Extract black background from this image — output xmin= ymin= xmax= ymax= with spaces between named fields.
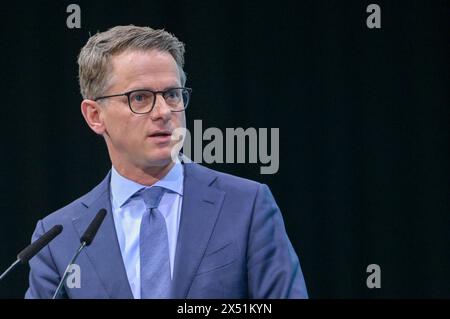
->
xmin=0 ymin=0 xmax=448 ymax=298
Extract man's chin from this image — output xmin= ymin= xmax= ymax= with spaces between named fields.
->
xmin=144 ymin=151 xmax=177 ymax=167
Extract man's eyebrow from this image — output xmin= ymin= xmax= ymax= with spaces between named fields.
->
xmin=126 ymin=84 xmax=181 ymax=92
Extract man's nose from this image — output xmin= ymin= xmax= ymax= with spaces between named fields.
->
xmin=151 ymin=94 xmax=171 ymax=120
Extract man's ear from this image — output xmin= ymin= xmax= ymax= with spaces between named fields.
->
xmin=81 ymin=99 xmax=106 ymax=135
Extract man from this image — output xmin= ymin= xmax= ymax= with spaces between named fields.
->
xmin=25 ymin=25 xmax=308 ymax=299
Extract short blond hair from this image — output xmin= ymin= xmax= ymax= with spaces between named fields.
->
xmin=78 ymin=25 xmax=186 ymax=99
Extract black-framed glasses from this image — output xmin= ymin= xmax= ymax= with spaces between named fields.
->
xmin=93 ymin=87 xmax=192 ymax=114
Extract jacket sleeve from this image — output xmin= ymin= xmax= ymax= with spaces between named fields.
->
xmin=25 ymin=220 xmax=65 ymax=299
xmin=247 ymin=184 xmax=308 ymax=298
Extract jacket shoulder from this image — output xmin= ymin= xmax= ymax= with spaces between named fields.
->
xmin=39 ymin=173 xmax=110 ymax=226
xmin=185 ymin=162 xmax=263 ymax=195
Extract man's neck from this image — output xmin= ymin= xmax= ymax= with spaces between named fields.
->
xmin=112 ymin=161 xmax=175 ymax=186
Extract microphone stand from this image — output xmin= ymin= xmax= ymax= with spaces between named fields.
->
xmin=52 ymin=241 xmax=86 ymax=299
xmin=0 ymin=260 xmax=20 ymax=281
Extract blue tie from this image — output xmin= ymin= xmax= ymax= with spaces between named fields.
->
xmin=139 ymin=186 xmax=171 ymax=298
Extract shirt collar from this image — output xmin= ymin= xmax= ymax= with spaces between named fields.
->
xmin=110 ymin=161 xmax=184 ymax=208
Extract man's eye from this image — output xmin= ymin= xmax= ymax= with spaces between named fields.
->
xmin=135 ymin=94 xmax=145 ymax=102
xmin=131 ymin=92 xmax=150 ymax=103
xmin=166 ymin=90 xmax=180 ymax=99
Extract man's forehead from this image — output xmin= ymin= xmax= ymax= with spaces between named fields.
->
xmin=111 ymin=50 xmax=178 ymax=75
xmin=108 ymin=49 xmax=181 ymax=90
xmin=111 ymin=49 xmax=177 ymax=68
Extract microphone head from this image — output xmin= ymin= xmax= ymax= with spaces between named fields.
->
xmin=18 ymin=224 xmax=63 ymax=263
xmin=80 ymin=209 xmax=107 ymax=246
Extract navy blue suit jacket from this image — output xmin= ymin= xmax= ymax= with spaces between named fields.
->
xmin=25 ymin=163 xmax=308 ymax=298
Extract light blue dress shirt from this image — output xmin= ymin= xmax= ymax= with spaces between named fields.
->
xmin=110 ymin=162 xmax=184 ymax=299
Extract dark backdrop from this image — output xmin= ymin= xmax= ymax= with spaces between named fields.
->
xmin=0 ymin=0 xmax=448 ymax=298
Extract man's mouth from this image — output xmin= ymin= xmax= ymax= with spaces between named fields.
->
xmin=147 ymin=130 xmax=173 ymax=144
xmin=148 ymin=130 xmax=172 ymax=137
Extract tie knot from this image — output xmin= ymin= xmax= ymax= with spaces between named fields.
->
xmin=139 ymin=186 xmax=165 ymax=209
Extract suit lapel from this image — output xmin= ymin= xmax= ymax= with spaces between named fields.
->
xmin=72 ymin=172 xmax=133 ymax=299
xmin=171 ymin=163 xmax=225 ymax=298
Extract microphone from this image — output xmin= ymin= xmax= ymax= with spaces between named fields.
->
xmin=0 ymin=224 xmax=63 ymax=281
xmin=52 ymin=208 xmax=106 ymax=299
xmin=80 ymin=209 xmax=107 ymax=245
